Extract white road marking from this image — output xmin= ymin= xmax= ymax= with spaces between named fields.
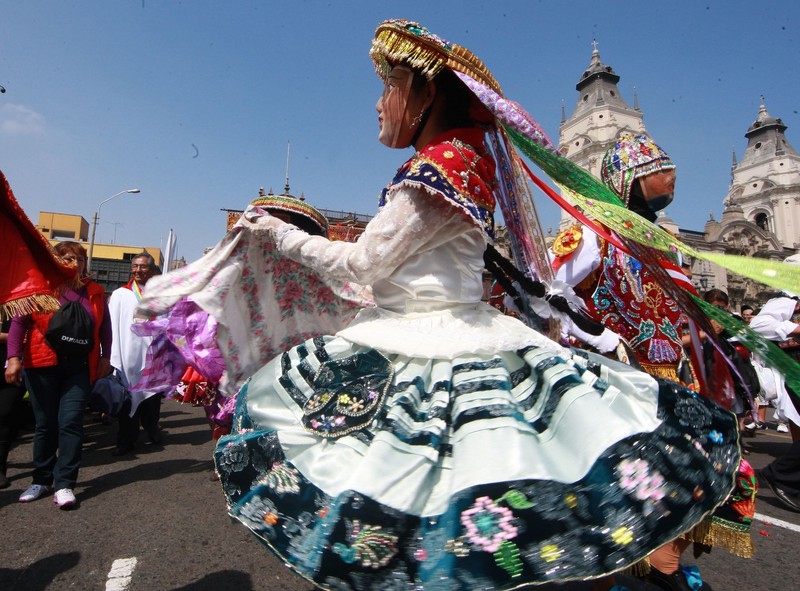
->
xmin=754 ymin=512 xmax=800 ymax=534
xmin=105 ymin=557 xmax=138 ymax=591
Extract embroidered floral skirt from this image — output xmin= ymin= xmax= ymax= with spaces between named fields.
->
xmin=214 ymin=335 xmax=739 ymax=590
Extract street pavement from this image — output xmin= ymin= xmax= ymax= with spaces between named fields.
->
xmin=1 ymin=401 xmax=799 ymax=590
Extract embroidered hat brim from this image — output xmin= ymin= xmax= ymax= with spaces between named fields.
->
xmin=370 ymin=19 xmax=502 ymax=96
xmin=250 ymin=195 xmax=329 ymax=236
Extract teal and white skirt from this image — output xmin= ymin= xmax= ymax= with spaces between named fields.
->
xmin=215 ymin=335 xmax=739 ymax=590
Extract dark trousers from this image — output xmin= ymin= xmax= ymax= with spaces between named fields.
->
xmin=117 ymin=394 xmax=162 ymax=448
xmin=763 ymin=440 xmax=800 ymax=495
xmin=763 ymin=384 xmax=800 ymax=495
xmin=25 ymin=361 xmax=90 ymax=490
xmin=0 ymin=381 xmax=26 ymax=467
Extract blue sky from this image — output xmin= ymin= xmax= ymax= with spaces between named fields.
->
xmin=2 ymin=1 xmax=798 ymax=261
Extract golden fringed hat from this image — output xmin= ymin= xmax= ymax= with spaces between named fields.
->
xmin=370 ymin=19 xmax=502 ymax=96
xmin=250 ymin=193 xmax=328 ymax=237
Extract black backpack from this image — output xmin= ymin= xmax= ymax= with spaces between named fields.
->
xmin=45 ymin=300 xmax=94 ymax=357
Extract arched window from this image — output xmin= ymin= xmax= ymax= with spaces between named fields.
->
xmin=754 ymin=212 xmax=770 ymax=232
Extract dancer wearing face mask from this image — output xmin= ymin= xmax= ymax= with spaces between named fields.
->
xmin=553 ymin=135 xmax=687 ymax=383
xmin=554 ymin=136 xmax=760 ymax=590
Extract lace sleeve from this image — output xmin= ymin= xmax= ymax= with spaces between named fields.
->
xmin=275 ymin=187 xmax=474 ymax=285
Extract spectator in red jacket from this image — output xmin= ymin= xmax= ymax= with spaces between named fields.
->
xmin=5 ymin=241 xmax=111 ymax=509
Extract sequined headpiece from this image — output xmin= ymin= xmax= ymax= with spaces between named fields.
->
xmin=601 ymin=134 xmax=675 ymax=205
xmin=370 ymin=19 xmax=502 ymax=95
xmin=250 ymin=194 xmax=328 ymax=236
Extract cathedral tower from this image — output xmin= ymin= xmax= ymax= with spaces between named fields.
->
xmin=558 ymin=43 xmax=648 ymax=226
xmin=725 ymin=99 xmax=800 ymax=250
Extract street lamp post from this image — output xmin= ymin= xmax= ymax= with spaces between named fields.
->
xmin=87 ymin=189 xmax=140 ymax=272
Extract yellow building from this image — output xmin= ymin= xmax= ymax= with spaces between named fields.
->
xmin=35 ymin=212 xmax=163 ymax=293
xmin=37 ymin=211 xmax=89 ymax=242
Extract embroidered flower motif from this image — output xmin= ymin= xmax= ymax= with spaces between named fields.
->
xmin=309 ymin=415 xmax=347 ymax=432
xmin=332 ymin=521 xmax=399 ymax=569
xmin=217 ymin=440 xmax=249 ymax=473
xmin=461 ymin=496 xmax=519 ymax=553
xmin=522 ymin=531 xmax=602 ymax=576
xmin=611 ymin=526 xmax=633 ymax=545
xmin=222 ymin=479 xmax=241 ymax=500
xmin=616 ymin=458 xmax=666 ymax=501
xmin=674 ymin=396 xmax=712 ymax=429
xmin=266 ymin=462 xmax=301 ymax=495
xmin=238 ymin=496 xmax=278 ymax=536
xmin=708 ymin=430 xmax=723 ymax=444
xmin=540 ymin=544 xmax=562 ymax=563
xmin=264 ymin=512 xmax=279 ymax=526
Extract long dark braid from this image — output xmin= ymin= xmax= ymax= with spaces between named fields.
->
xmin=483 ymin=245 xmax=604 ymax=336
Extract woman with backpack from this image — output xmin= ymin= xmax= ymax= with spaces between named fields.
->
xmin=4 ymin=240 xmax=111 ymax=509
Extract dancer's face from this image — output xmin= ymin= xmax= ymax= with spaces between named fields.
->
xmin=376 ymin=65 xmax=426 ymax=148
xmin=638 ymin=170 xmax=676 ymax=211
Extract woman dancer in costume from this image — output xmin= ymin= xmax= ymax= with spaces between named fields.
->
xmin=142 ymin=20 xmax=740 ymax=590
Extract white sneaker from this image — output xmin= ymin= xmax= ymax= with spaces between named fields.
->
xmin=19 ymin=484 xmax=53 ymax=503
xmin=777 ymin=423 xmax=790 ymax=433
xmin=53 ymin=488 xmax=77 ymax=509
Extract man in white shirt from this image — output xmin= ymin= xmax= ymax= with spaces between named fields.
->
xmin=753 ymin=295 xmax=800 ymax=511
xmin=109 ymin=253 xmax=163 ymax=456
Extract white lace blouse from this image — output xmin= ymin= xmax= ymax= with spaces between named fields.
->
xmin=274 ymin=186 xmax=563 ymax=359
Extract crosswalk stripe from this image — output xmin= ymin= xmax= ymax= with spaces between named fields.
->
xmin=105 ymin=557 xmax=138 ymax=591
xmin=754 ymin=512 xmax=800 ymax=534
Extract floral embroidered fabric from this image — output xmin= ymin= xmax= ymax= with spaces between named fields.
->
xmin=136 ymin=209 xmax=372 ymax=397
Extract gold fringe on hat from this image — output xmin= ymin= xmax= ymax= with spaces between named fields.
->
xmin=370 ymin=20 xmax=502 ymax=95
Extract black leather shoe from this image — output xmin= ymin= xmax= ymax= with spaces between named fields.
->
xmin=761 ymin=469 xmax=800 ymax=512
xmin=111 ymin=444 xmax=135 ymax=457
